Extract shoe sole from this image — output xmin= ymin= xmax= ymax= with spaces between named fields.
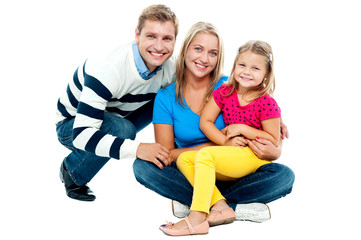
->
xmin=161 ymin=231 xmax=208 ymax=236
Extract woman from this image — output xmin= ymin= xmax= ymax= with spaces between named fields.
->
xmin=133 ymin=22 xmax=294 ymax=229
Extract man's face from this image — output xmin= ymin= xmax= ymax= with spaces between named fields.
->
xmin=135 ymin=20 xmax=176 ymax=73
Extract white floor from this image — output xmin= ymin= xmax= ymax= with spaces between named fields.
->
xmin=2 ymin=124 xmax=359 ymax=239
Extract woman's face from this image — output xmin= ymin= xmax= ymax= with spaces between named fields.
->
xmin=185 ymin=33 xmax=219 ymax=79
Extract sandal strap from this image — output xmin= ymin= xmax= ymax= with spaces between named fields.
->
xmin=184 ymin=217 xmax=195 ymax=234
xmin=210 ymin=207 xmax=222 ymax=213
xmin=211 ymin=206 xmax=232 ymax=214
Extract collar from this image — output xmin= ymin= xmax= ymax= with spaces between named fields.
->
xmin=132 ymin=42 xmax=162 ymax=80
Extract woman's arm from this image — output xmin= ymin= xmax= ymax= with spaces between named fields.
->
xmin=154 ymin=123 xmax=217 ymax=161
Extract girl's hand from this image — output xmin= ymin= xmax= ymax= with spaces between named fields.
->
xmin=224 ymin=136 xmax=248 ymax=147
xmin=222 ymin=124 xmax=244 ymax=140
xmin=247 ymin=138 xmax=282 ymax=160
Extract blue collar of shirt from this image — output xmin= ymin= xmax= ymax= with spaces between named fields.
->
xmin=132 ymin=42 xmax=162 ymax=80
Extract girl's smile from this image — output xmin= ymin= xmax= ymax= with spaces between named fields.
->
xmin=240 ymin=76 xmax=253 ymax=81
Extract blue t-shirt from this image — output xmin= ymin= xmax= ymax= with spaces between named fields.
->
xmin=153 ymin=76 xmax=228 ymax=148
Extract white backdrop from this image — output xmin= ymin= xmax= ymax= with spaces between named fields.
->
xmin=1 ymin=0 xmax=360 ymax=239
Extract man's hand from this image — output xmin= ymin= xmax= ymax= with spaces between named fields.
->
xmin=136 ymin=143 xmax=171 ymax=169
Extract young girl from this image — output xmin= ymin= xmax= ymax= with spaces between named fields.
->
xmin=165 ymin=40 xmax=281 ymax=235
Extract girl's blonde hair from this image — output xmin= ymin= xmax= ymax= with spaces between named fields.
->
xmin=226 ymin=40 xmax=275 ymax=101
xmin=175 ymin=22 xmax=224 ymax=107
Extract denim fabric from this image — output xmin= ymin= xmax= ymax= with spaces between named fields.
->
xmin=56 ymin=100 xmax=154 ymax=186
xmin=133 ymin=160 xmax=295 ymax=210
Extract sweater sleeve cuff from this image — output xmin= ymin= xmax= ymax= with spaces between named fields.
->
xmin=119 ymin=139 xmax=140 ymax=159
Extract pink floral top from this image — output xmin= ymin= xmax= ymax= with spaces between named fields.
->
xmin=213 ymin=84 xmax=281 ymax=130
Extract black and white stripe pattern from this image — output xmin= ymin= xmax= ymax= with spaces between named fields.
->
xmin=56 ymin=43 xmax=175 ymax=159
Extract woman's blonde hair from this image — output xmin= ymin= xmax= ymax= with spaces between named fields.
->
xmin=226 ymin=40 xmax=275 ymax=101
xmin=175 ymin=22 xmax=224 ymax=107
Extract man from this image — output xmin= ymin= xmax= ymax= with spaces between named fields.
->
xmin=56 ymin=4 xmax=178 ymax=201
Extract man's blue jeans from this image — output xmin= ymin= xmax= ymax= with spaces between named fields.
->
xmin=133 ymin=160 xmax=295 ymax=209
xmin=56 ymin=100 xmax=154 ymax=186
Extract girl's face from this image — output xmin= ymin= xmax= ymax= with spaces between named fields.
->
xmin=185 ymin=33 xmax=219 ymax=79
xmin=234 ymin=51 xmax=268 ymax=91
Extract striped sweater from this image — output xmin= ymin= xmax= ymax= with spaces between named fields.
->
xmin=56 ymin=42 xmax=176 ymax=159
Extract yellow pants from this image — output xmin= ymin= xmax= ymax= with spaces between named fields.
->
xmin=176 ymin=146 xmax=271 ymax=213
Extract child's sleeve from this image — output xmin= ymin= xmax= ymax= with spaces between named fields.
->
xmin=260 ymin=95 xmax=282 ymax=121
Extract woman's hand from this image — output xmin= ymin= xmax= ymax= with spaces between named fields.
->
xmin=247 ymin=138 xmax=283 ymax=160
xmin=280 ymin=119 xmax=289 ymax=140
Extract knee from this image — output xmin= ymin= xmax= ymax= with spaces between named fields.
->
xmin=102 ymin=114 xmax=136 ymax=140
xmin=194 ymin=147 xmax=215 ymax=165
xmin=176 ymin=151 xmax=196 ymax=169
xmin=133 ymin=159 xmax=149 ymax=184
xmin=270 ymin=163 xmax=295 ymax=193
xmin=282 ymin=165 xmax=295 ymax=192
